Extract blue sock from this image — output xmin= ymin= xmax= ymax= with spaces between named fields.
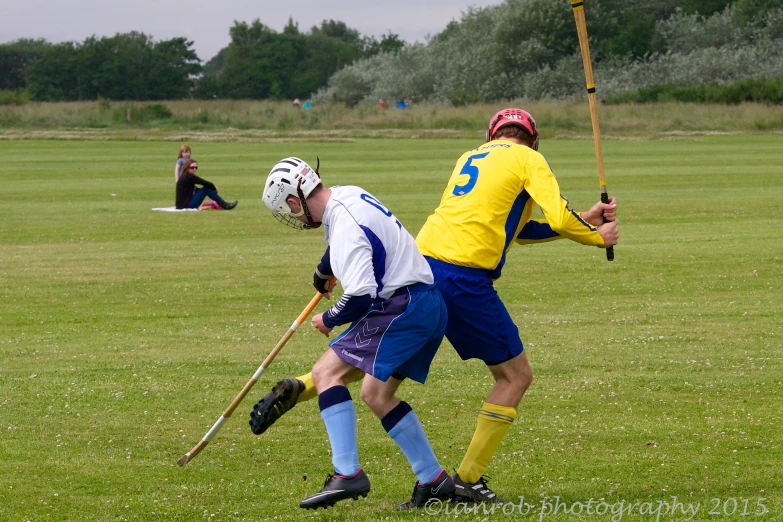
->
xmin=382 ymin=401 xmax=443 ymax=484
xmin=319 ymin=386 xmax=360 ymax=477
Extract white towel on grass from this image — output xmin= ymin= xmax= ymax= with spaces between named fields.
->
xmin=152 ymin=207 xmax=200 ymax=212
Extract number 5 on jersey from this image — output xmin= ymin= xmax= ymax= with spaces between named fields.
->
xmin=453 ymin=152 xmax=490 ymax=196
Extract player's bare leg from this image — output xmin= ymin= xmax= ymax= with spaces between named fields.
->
xmin=454 ymin=351 xmax=533 ymax=503
xmin=358 ymin=372 xmax=402 ymax=418
xmin=486 ymin=351 xmax=534 ymax=407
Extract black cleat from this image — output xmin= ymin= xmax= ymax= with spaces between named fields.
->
xmin=300 ymin=469 xmax=371 ymax=509
xmin=397 ymin=469 xmax=455 ymax=510
xmin=249 ymin=378 xmax=304 ymax=435
xmin=222 ymin=200 xmax=238 ymax=210
xmin=452 ymin=474 xmax=506 ymax=503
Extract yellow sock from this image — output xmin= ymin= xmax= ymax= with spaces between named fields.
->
xmin=457 ymin=402 xmax=517 ymax=483
xmin=295 ymin=372 xmax=318 ymax=403
xmin=295 ymin=369 xmax=363 ymax=403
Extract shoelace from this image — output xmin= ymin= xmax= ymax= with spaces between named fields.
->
xmin=477 ymin=475 xmax=493 ymax=487
xmin=475 ymin=475 xmax=504 ymax=501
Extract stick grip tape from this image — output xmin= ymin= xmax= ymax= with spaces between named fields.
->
xmin=600 ymin=192 xmax=615 ymax=261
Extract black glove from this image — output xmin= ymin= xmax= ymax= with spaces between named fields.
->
xmin=313 ymin=265 xmax=332 ymax=294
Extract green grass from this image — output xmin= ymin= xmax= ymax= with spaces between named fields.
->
xmin=0 ymin=136 xmax=781 ymax=521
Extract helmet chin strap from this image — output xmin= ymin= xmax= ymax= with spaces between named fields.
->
xmin=297 ymin=179 xmax=321 ymax=229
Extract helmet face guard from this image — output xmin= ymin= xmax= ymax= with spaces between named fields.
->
xmin=486 ymin=108 xmax=539 ymax=150
xmin=263 ymin=157 xmax=323 ymax=230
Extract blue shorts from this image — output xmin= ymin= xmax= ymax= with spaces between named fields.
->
xmin=329 ymin=283 xmax=447 ymax=384
xmin=426 ymin=257 xmax=524 ymax=365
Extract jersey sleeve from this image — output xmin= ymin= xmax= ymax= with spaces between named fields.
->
xmin=316 ymin=247 xmax=333 ymax=277
xmin=322 ymin=294 xmax=373 ymax=328
xmin=519 ymin=154 xmax=605 ymax=247
xmin=515 ymin=218 xmax=565 ymax=244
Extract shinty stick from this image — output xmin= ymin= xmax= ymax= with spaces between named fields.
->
xmin=177 ymin=286 xmax=331 ymax=467
xmin=571 ymin=0 xmax=615 ymax=261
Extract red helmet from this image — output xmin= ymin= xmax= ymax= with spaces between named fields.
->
xmin=486 ymin=108 xmax=539 ymax=150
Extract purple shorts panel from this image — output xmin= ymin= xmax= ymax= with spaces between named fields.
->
xmin=328 ymin=286 xmax=447 ymax=383
xmin=329 ymin=294 xmax=407 ymax=377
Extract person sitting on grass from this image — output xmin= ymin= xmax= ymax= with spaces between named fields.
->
xmin=175 ymin=159 xmax=238 ymax=210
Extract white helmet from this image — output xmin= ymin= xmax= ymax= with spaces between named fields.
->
xmin=263 ymin=157 xmax=322 ymax=229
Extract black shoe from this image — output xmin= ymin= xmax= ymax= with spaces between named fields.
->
xmin=249 ymin=378 xmax=304 ymax=435
xmin=300 ymin=469 xmax=371 ymax=509
xmin=222 ymin=200 xmax=238 ymax=210
xmin=452 ymin=474 xmax=505 ymax=503
xmin=397 ymin=469 xmax=455 ymax=510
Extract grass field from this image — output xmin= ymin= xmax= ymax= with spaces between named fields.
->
xmin=1 ymin=136 xmax=781 ymax=521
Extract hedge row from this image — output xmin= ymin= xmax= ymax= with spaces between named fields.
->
xmin=607 ymin=76 xmax=783 ymax=105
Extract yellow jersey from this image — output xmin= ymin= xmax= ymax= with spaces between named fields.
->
xmin=416 ymin=140 xmax=604 ymax=278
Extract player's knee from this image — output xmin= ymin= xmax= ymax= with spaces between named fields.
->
xmin=501 ymin=373 xmax=531 ymax=395
xmin=512 ymin=353 xmax=534 ymax=391
xmin=493 ymin=364 xmax=533 ymax=403
xmin=492 ymin=354 xmax=532 ymax=383
xmin=520 ymin=364 xmax=534 ymax=392
xmin=358 ymin=386 xmax=379 ymax=410
xmin=359 ymin=386 xmax=390 ymax=417
xmin=311 ymin=360 xmax=332 ymax=392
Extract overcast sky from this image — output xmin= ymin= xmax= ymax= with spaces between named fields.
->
xmin=1 ymin=0 xmax=504 ymax=62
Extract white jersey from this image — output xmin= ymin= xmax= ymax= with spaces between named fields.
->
xmin=323 ymin=186 xmax=433 ymax=300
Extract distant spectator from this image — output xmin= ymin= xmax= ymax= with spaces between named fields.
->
xmin=175 ymin=159 xmax=238 ymax=210
xmin=174 ymin=144 xmax=191 ymax=182
xmin=395 ymin=99 xmax=408 ymax=110
xmin=377 ymin=98 xmax=387 ymax=109
xmin=303 ymin=101 xmax=312 ymax=109
xmin=293 ymin=98 xmax=301 ymax=108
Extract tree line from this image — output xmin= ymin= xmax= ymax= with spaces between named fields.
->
xmin=314 ymin=0 xmax=783 ymax=106
xmin=0 ymin=19 xmax=403 ymax=102
xmin=2 ymin=0 xmax=782 ymax=104
xmin=1 ymin=33 xmax=201 ymax=102
xmin=194 ymin=20 xmax=403 ymax=100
